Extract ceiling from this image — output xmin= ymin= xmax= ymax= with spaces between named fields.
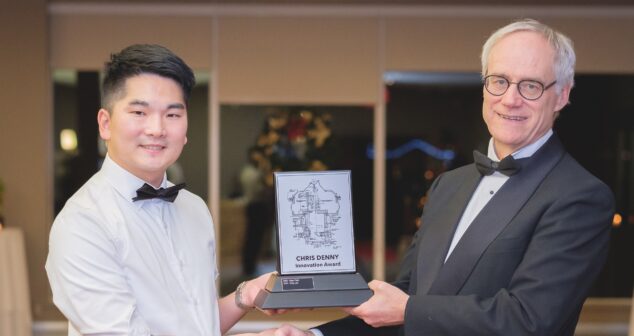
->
xmin=48 ymin=0 xmax=634 ymax=6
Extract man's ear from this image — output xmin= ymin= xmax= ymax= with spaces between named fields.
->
xmin=97 ymin=108 xmax=112 ymax=140
xmin=555 ymin=85 xmax=572 ymax=112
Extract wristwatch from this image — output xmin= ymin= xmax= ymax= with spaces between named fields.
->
xmin=235 ymin=281 xmax=254 ymax=310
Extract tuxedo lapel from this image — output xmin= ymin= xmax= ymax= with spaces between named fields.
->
xmin=415 ymin=168 xmax=481 ymax=295
xmin=428 ymin=135 xmax=565 ymax=295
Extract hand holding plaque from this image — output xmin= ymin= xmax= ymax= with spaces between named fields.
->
xmin=254 ymin=171 xmax=372 ymax=309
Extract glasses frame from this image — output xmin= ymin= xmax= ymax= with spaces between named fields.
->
xmin=483 ymin=74 xmax=557 ymax=101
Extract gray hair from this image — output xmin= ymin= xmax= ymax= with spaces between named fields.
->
xmin=481 ymin=18 xmax=576 ymax=92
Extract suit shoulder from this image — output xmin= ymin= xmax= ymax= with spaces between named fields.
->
xmin=540 ymin=153 xmax=615 ymax=213
xmin=444 ymin=164 xmax=476 ymax=177
xmin=433 ymin=164 xmax=477 ymax=185
xmin=554 ymin=154 xmax=612 ymax=194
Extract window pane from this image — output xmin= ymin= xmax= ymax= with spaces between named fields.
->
xmin=385 ymin=72 xmax=484 ymax=281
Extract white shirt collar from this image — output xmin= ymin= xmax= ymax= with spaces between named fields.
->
xmin=488 ymin=129 xmax=553 ymax=161
xmin=101 ymin=154 xmax=168 ymax=204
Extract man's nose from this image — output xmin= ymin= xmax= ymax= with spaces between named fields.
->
xmin=145 ymin=114 xmax=165 ymax=137
xmin=501 ymin=84 xmax=524 ymax=106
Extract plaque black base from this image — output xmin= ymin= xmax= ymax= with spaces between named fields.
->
xmin=254 ymin=272 xmax=373 ymax=309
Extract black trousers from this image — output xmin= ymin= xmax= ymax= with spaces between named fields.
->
xmin=241 ymin=200 xmax=273 ymax=275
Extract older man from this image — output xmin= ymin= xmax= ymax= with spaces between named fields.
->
xmin=277 ymin=18 xmax=614 ymax=336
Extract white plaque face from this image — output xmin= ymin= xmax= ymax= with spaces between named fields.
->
xmin=275 ymin=171 xmax=356 ymax=275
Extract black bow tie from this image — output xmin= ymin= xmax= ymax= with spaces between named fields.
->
xmin=473 ymin=150 xmax=521 ymax=176
xmin=133 ymin=183 xmax=186 ymax=202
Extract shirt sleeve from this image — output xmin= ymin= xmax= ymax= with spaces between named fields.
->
xmin=45 ymin=212 xmax=151 ymax=335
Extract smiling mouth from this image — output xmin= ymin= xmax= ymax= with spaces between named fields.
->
xmin=141 ymin=145 xmax=165 ymax=151
xmin=496 ymin=112 xmax=527 ymax=121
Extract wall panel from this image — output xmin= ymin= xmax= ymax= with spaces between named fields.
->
xmin=385 ymin=17 xmax=504 ymax=72
xmin=0 ymin=1 xmax=58 ymax=320
xmin=554 ymin=18 xmax=634 ymax=73
xmin=217 ymin=16 xmax=381 ymax=104
xmin=50 ymin=14 xmax=213 ymax=69
xmin=385 ymin=16 xmax=634 ymax=73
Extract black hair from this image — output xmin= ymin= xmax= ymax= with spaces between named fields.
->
xmin=101 ymin=44 xmax=195 ymax=109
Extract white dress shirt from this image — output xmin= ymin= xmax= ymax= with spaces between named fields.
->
xmin=46 ymin=155 xmax=220 ymax=336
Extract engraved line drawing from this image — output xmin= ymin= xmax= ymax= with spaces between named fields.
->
xmin=287 ymin=179 xmax=342 ymax=249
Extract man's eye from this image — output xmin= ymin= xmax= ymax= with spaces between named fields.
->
xmin=131 ymin=111 xmax=145 ymax=116
xmin=167 ymin=113 xmax=181 ymax=118
xmin=490 ymin=78 xmax=506 ymax=86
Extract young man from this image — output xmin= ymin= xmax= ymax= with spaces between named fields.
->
xmin=46 ymin=44 xmax=272 ymax=336
xmin=276 ymin=18 xmax=614 ymax=336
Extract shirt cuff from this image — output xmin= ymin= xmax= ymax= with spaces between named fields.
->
xmin=309 ymin=328 xmax=325 ymax=336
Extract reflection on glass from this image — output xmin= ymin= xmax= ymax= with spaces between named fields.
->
xmin=385 ymin=72 xmax=489 ymax=281
xmin=219 ymin=105 xmax=373 ymax=295
xmin=60 ymin=129 xmax=78 ymax=152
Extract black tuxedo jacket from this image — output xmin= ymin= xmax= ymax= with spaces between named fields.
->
xmin=319 ymin=135 xmax=614 ymax=336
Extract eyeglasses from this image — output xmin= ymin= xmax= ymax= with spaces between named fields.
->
xmin=483 ymin=75 xmax=557 ymax=100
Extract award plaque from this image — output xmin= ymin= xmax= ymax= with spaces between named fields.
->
xmin=254 ymin=170 xmax=373 ymax=309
